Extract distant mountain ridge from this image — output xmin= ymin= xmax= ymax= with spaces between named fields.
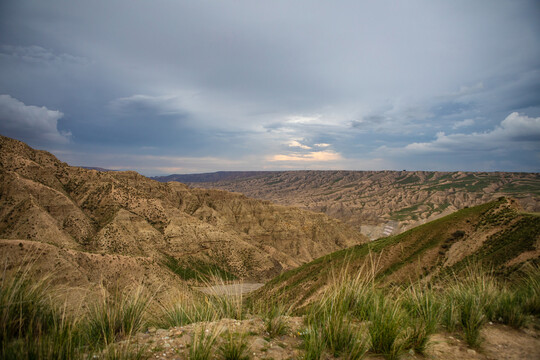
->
xmin=152 ymin=171 xmax=277 ymax=183
xmin=154 ymin=170 xmax=540 ymax=239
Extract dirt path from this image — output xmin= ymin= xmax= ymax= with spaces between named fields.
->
xmin=194 ymin=282 xmax=264 ymax=295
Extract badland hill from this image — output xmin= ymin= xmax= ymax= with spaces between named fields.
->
xmin=2 ymin=135 xmax=540 ymax=359
xmin=254 ymin=197 xmax=540 ymax=309
xmin=153 ymin=171 xmax=540 ymax=239
xmin=0 ymin=135 xmax=366 ymax=296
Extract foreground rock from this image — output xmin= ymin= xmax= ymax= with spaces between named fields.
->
xmin=120 ymin=318 xmax=540 ymax=360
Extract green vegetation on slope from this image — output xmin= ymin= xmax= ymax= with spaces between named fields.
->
xmin=162 ymin=254 xmax=237 ymax=282
xmin=448 ymin=214 xmax=540 ymax=276
xmin=254 ymin=198 xmax=539 ymax=309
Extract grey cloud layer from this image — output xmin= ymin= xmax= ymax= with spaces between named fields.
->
xmin=0 ymin=1 xmax=539 ymax=173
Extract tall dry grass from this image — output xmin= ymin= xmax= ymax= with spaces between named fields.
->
xmin=85 ymin=284 xmax=152 ymax=346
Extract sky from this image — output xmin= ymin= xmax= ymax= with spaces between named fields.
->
xmin=0 ymin=0 xmax=539 ymax=175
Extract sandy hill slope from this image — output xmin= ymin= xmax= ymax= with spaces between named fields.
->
xmin=0 ymin=135 xmax=367 ymax=295
xmin=252 ymin=197 xmax=540 ymax=309
xmin=154 ymin=170 xmax=540 ymax=239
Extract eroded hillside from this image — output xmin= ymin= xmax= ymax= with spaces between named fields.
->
xmin=252 ymin=197 xmax=540 ymax=309
xmin=0 ymin=135 xmax=367 ymax=296
xmin=155 ymin=171 xmax=540 ymax=239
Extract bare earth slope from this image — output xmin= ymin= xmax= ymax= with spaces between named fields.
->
xmin=0 ymin=135 xmax=367 ymax=295
xmin=154 ymin=171 xmax=540 ymax=239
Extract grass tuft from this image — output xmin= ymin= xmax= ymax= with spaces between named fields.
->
xmin=518 ymin=264 xmax=540 ymax=316
xmin=402 ymin=285 xmax=441 ymax=353
xmin=264 ymin=305 xmax=290 ymax=338
xmin=301 ymin=325 xmax=325 ymax=360
xmin=218 ymin=330 xmax=250 ymax=360
xmin=85 ymin=284 xmax=151 ymax=346
xmin=0 ymin=261 xmax=83 ymax=359
xmin=368 ymin=294 xmax=405 ymax=360
xmin=189 ymin=325 xmax=222 ymax=360
xmin=155 ymin=295 xmax=216 ymax=328
xmin=0 ymin=269 xmax=56 ymax=344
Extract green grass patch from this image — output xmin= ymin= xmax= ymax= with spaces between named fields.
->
xmin=396 ymin=175 xmax=420 ymax=185
xmin=161 ymin=255 xmax=237 ymax=282
xmin=500 ymin=181 xmax=540 ymax=196
xmin=389 ymin=204 xmax=421 ymax=220
xmin=449 ymin=215 xmax=539 ymax=274
xmin=218 ymin=330 xmax=250 ymax=360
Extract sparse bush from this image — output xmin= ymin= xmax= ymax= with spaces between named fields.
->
xmin=0 ymin=270 xmax=56 ymax=344
xmin=1 ymin=308 xmax=83 ymax=360
xmin=444 ymin=267 xmax=493 ymax=347
xmin=202 ymin=275 xmax=245 ymax=320
xmin=3 ymin=244 xmax=538 ymax=360
xmin=156 ymin=275 xmax=245 ymax=330
xmin=304 ymin=304 xmax=366 ymax=360
xmin=209 ymin=292 xmax=244 ymax=321
xmin=0 ymin=264 xmax=84 ymax=359
xmin=321 ymin=309 xmax=357 ymax=357
xmin=518 ymin=264 xmax=540 ymax=316
xmin=441 ymin=295 xmax=460 ymax=332
xmin=302 ymin=260 xmax=374 ymax=359
xmin=349 ymin=283 xmax=377 ymax=321
xmin=402 ymin=319 xmax=430 ymax=355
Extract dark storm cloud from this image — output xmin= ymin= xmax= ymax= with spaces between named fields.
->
xmin=0 ymin=0 xmax=539 ymax=173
